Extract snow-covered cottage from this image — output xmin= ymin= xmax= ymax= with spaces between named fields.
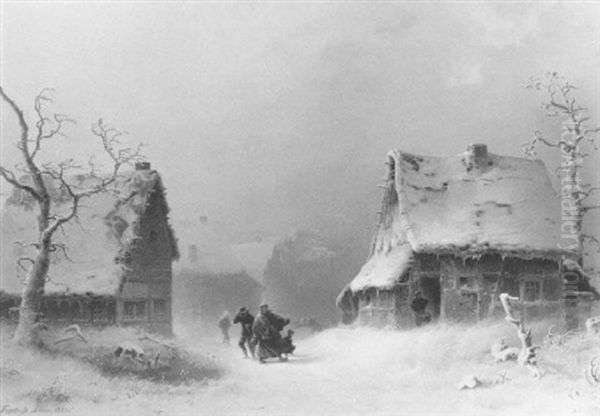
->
xmin=337 ymin=144 xmax=577 ymax=327
xmin=0 ymin=163 xmax=179 ymax=335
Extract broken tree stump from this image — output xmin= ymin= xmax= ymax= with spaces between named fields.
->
xmin=499 ymin=293 xmax=540 ymax=377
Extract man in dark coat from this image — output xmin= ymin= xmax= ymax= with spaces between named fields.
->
xmin=233 ymin=307 xmax=255 ymax=358
xmin=410 ymin=291 xmax=431 ymax=326
xmin=252 ymin=303 xmax=290 ymax=363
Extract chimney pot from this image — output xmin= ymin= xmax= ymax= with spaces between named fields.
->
xmin=464 ymin=144 xmax=490 ymax=172
xmin=135 ymin=162 xmax=151 ymax=171
xmin=467 ymin=143 xmax=488 ymax=160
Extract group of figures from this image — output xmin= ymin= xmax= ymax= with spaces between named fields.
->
xmin=218 ymin=303 xmax=295 ymax=363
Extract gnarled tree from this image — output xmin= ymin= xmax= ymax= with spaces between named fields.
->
xmin=0 ymin=87 xmax=143 ymax=347
xmin=524 ymin=72 xmax=600 ymax=265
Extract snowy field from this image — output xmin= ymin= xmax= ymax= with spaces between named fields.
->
xmin=1 ymin=321 xmax=600 ymax=415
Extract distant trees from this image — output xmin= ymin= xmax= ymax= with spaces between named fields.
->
xmin=0 ymin=87 xmax=143 ymax=347
xmin=524 ymin=72 xmax=600 ymax=267
xmin=263 ymin=229 xmax=339 ymax=324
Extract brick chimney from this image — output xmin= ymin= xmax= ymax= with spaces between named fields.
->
xmin=465 ymin=144 xmax=489 ymax=171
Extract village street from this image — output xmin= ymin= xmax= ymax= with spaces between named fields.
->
xmin=116 ymin=325 xmax=597 ymax=416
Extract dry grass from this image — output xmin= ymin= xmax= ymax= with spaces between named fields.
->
xmin=0 ymin=323 xmax=223 ymax=413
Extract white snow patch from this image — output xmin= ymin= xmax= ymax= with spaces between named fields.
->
xmin=395 ymin=150 xmax=565 ymax=254
xmin=349 ymin=243 xmax=412 ymax=291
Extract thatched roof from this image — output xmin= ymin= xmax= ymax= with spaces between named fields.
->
xmin=0 ymin=169 xmax=178 ymax=296
xmin=342 ymin=145 xmax=571 ymax=294
xmin=390 ymin=148 xmax=567 ymax=255
xmin=347 ymin=244 xmax=412 ymax=292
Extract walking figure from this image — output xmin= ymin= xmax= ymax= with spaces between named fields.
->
xmin=218 ymin=311 xmax=231 ymax=344
xmin=233 ymin=307 xmax=256 ymax=358
xmin=252 ymin=303 xmax=291 ymax=363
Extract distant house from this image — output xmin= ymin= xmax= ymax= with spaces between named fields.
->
xmin=336 ymin=144 xmax=585 ymax=328
xmin=230 ymin=238 xmax=277 ymax=287
xmin=0 ymin=163 xmax=179 ymax=335
xmin=174 ymin=218 xmax=263 ymax=324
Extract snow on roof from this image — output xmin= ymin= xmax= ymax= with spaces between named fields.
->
xmin=0 ymin=169 xmax=178 ymax=296
xmin=231 ymin=238 xmax=277 ymax=284
xmin=343 ymin=145 xmax=571 ymax=293
xmin=394 ymin=148 xmax=567 ymax=255
xmin=562 ymin=258 xmax=593 ymax=278
xmin=349 ymin=243 xmax=412 ymax=292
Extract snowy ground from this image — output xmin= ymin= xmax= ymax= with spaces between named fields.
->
xmin=2 ymin=321 xmax=600 ymax=415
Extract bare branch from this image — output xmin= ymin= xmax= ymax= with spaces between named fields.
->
xmin=499 ymin=293 xmax=540 ymax=377
xmin=578 ymin=186 xmax=600 ymax=202
xmin=16 ymin=257 xmax=35 ymax=273
xmin=582 ymin=205 xmax=600 ymax=213
xmin=31 ymin=89 xmax=65 ymax=159
xmin=40 ymin=119 xmax=143 ymax=239
xmin=49 ymin=242 xmax=74 ymax=264
xmin=582 ymin=234 xmax=600 ymax=250
xmin=0 ymin=166 xmax=42 ymax=201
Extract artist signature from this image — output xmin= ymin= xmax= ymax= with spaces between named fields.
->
xmin=0 ymin=404 xmax=67 ymax=413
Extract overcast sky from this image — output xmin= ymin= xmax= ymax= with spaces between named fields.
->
xmin=1 ymin=2 xmax=599 ymax=250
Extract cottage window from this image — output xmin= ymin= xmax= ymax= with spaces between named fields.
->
xmin=498 ymin=277 xmax=520 ymax=297
xmin=124 ymin=300 xmax=147 ymax=320
xmin=524 ymin=280 xmax=541 ymax=302
xmin=459 ymin=292 xmax=479 ymax=315
xmin=124 ymin=302 xmax=135 ymax=319
xmin=483 ymin=274 xmax=498 ymax=284
xmin=153 ymin=299 xmax=166 ymax=316
xmin=458 ymin=276 xmax=475 ymax=289
xmin=135 ymin=301 xmax=146 ymax=318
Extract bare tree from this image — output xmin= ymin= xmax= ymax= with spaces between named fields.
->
xmin=0 ymin=87 xmax=143 ymax=347
xmin=524 ymin=72 xmax=600 ymax=265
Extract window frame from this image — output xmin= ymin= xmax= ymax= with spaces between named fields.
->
xmin=523 ymin=279 xmax=542 ymax=303
xmin=123 ymin=300 xmax=147 ymax=321
xmin=153 ymin=299 xmax=167 ymax=316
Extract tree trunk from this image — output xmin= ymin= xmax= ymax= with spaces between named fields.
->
xmin=569 ymin=155 xmax=584 ymax=260
xmin=13 ymin=239 xmax=51 ymax=347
